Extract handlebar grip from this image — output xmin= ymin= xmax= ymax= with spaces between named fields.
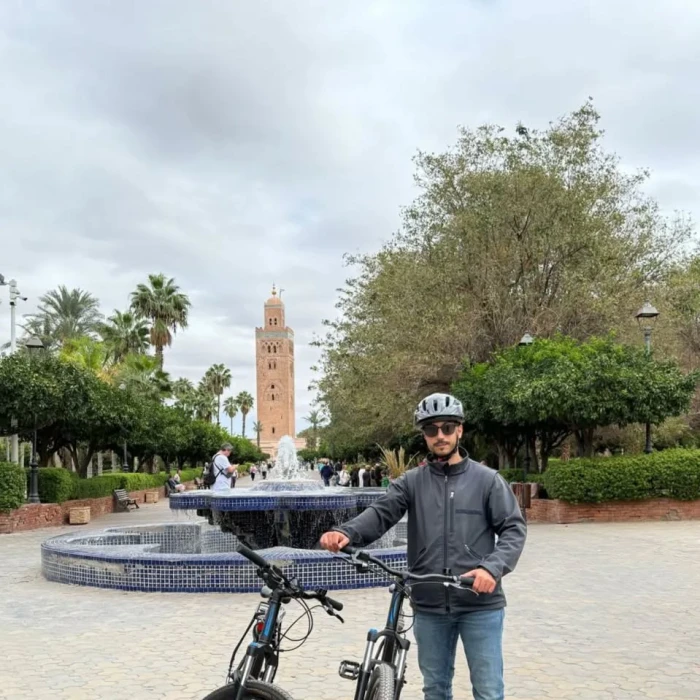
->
xmin=460 ymin=577 xmax=475 ymax=587
xmin=237 ymin=544 xmax=269 ymax=570
xmin=326 ymin=596 xmax=344 ymax=612
xmin=341 ymin=545 xmax=356 ymax=554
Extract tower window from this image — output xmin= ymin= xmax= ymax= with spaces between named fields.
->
xmin=271 ymin=394 xmax=275 ymax=401
xmin=269 ymin=318 xmax=272 ymax=325
xmin=272 ymin=427 xmax=275 ymax=435
xmin=271 ymin=384 xmax=275 ymax=389
xmin=273 ymin=346 xmax=277 ymax=354
xmin=274 ymin=318 xmax=278 ymax=325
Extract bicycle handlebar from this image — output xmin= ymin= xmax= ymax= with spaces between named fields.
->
xmin=237 ymin=544 xmax=344 ymax=612
xmin=342 ymin=546 xmax=475 ymax=588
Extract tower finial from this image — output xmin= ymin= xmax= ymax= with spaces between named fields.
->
xmin=271 ymin=283 xmax=277 ymax=296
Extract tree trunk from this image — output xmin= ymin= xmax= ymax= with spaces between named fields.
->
xmin=217 ymin=395 xmax=221 ymax=426
xmin=575 ymin=428 xmax=595 ymax=458
xmin=230 ymin=416 xmax=233 ymax=434
xmin=242 ymin=412 xmax=247 ymax=437
xmin=155 ymin=343 xmax=164 ymax=369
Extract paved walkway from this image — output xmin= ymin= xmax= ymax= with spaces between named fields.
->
xmin=1 ymin=487 xmax=699 ymax=699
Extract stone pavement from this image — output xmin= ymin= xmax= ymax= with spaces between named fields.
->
xmin=1 ymin=487 xmax=700 ymax=699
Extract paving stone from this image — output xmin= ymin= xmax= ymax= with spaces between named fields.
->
xmin=1 ymin=493 xmax=700 ymax=699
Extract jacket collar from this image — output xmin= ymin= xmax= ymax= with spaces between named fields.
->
xmin=426 ymin=447 xmax=470 ymax=476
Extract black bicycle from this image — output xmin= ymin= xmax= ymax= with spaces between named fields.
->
xmin=337 ymin=546 xmax=476 ymax=700
xmin=202 ymin=544 xmax=345 ymax=700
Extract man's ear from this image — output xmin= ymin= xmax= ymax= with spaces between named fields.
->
xmin=457 ymin=425 xmax=464 ymax=440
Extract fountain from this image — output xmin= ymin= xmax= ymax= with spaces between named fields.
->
xmin=41 ymin=437 xmax=408 ymax=592
xmin=170 ymin=435 xmax=387 ymax=549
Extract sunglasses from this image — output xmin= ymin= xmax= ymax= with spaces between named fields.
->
xmin=421 ymin=422 xmax=459 ymax=438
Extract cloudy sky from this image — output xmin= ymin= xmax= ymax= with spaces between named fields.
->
xmin=1 ymin=0 xmax=698 ymax=432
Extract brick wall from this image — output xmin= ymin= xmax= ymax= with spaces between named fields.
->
xmin=528 ymin=497 xmax=700 ymax=524
xmin=0 ymin=481 xmax=195 ymax=534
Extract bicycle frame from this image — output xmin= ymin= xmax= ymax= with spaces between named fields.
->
xmin=230 ymin=589 xmax=286 ymax=699
xmin=351 ymin=583 xmax=411 ymax=700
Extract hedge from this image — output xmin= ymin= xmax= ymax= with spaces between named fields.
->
xmin=497 ymin=468 xmax=546 ymax=484
xmin=0 ymin=462 xmax=26 ymax=512
xmin=32 ymin=467 xmax=203 ymax=504
xmin=543 ymin=449 xmax=700 ymax=503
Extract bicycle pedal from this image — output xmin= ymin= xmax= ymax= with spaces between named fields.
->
xmin=339 ymin=660 xmax=360 ymax=680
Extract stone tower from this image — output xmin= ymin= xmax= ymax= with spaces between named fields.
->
xmin=255 ymin=285 xmax=295 ymax=455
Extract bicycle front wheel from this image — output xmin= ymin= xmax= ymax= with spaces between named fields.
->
xmin=366 ymin=662 xmax=395 ymax=700
xmin=202 ymin=679 xmax=295 ymax=700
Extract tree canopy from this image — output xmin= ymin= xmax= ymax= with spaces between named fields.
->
xmin=314 ymin=103 xmax=694 ymax=453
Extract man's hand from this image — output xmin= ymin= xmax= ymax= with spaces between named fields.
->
xmin=462 ymin=568 xmax=497 ymax=594
xmin=320 ymin=531 xmax=350 ymax=553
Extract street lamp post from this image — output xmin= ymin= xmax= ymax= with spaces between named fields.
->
xmin=635 ymin=301 xmax=660 ymax=454
xmin=26 ymin=336 xmax=45 ymax=503
xmin=119 ymin=383 xmax=130 ymax=472
xmin=517 ymin=332 xmax=535 ymax=518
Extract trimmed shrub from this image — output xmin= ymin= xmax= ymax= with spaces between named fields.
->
xmin=543 ymin=449 xmax=700 ymax=503
xmin=0 ymin=462 xmax=26 ymax=512
xmin=36 ymin=468 xmax=74 ymax=504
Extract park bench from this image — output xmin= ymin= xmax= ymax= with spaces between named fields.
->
xmin=113 ymin=488 xmax=139 ymax=512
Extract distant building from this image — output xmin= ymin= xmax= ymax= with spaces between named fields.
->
xmin=254 ymin=286 xmax=305 ymax=459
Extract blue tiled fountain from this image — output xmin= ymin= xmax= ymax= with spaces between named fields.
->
xmin=41 ymin=437 xmax=408 ymax=592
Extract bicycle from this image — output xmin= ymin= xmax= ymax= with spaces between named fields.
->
xmin=202 ymin=544 xmax=345 ymax=700
xmin=336 ymin=546 xmax=476 ymax=700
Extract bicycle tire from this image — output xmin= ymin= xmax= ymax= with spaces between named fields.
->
xmin=366 ymin=662 xmax=395 ymax=700
xmin=201 ymin=678 xmax=295 ymax=700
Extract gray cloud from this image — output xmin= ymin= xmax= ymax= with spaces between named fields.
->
xmin=1 ymin=0 xmax=698 ymax=432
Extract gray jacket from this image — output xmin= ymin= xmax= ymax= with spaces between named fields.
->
xmin=335 ymin=453 xmax=527 ymax=613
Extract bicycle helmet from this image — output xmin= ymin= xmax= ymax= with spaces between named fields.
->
xmin=414 ymin=393 xmax=464 ymax=427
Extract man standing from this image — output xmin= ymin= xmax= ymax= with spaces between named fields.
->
xmin=211 ymin=443 xmax=237 ymax=491
xmin=320 ymin=460 xmax=334 ymax=487
xmin=320 ymin=393 xmax=526 ymax=700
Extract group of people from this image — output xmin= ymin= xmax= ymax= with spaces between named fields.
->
xmin=317 ymin=459 xmax=389 ymax=488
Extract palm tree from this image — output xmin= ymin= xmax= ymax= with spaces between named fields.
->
xmin=253 ymin=421 xmax=263 ymax=449
xmin=223 ymin=396 xmax=239 ymax=434
xmin=304 ymin=409 xmax=324 ymax=449
xmin=172 ymin=378 xmax=196 ymax=416
xmin=99 ymin=310 xmax=149 ymax=363
xmin=194 ymin=380 xmax=218 ymax=422
xmin=114 ymin=354 xmax=172 ymax=402
xmin=204 ymin=364 xmax=232 ymax=426
xmin=236 ymin=391 xmax=254 ymax=438
xmin=130 ymin=274 xmax=191 ymax=369
xmin=60 ymin=337 xmax=112 ymax=380
xmin=23 ymin=285 xmax=103 ymax=349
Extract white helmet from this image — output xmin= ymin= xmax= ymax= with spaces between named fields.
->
xmin=414 ymin=393 xmax=464 ymax=427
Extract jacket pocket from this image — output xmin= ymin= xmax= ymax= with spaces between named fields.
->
xmin=464 ymin=543 xmax=486 ymax=562
xmin=456 ymin=508 xmax=482 ymax=515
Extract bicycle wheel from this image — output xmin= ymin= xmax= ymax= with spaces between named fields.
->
xmin=366 ymin=662 xmax=395 ymax=700
xmin=202 ymin=678 xmax=295 ymax=700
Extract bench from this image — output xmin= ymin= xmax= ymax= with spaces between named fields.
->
xmin=113 ymin=488 xmax=139 ymax=512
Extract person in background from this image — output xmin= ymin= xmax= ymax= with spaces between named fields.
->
xmin=320 ymin=460 xmax=334 ymax=487
xmin=212 ymin=444 xmax=237 ymax=491
xmin=361 ymin=466 xmax=372 ymax=488
xmin=338 ymin=466 xmax=351 ymax=487
xmin=381 ymin=471 xmax=390 ymax=488
xmin=261 ymin=463 xmax=268 ymax=480
xmin=250 ymin=464 xmax=257 ymax=481
xmin=372 ymin=463 xmax=383 ymax=486
xmin=358 ymin=464 xmax=366 ymax=488
xmin=171 ymin=468 xmax=186 ymax=492
xmin=350 ymin=467 xmax=360 ymax=488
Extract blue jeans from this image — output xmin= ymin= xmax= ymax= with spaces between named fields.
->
xmin=413 ymin=608 xmax=505 ymax=700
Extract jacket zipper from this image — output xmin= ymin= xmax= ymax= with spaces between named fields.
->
xmin=449 ymin=491 xmax=455 ymax=533
xmin=443 ymin=474 xmax=451 ymax=611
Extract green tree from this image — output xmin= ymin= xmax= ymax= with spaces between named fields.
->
xmin=204 ymin=364 xmax=232 ymax=426
xmin=315 ymin=103 xmax=692 ymax=451
xmin=172 ymin=378 xmax=196 ymax=416
xmin=130 ymin=274 xmax=191 ymax=369
xmin=99 ymin=310 xmax=149 ymax=363
xmin=23 ymin=286 xmax=102 ymax=349
xmin=114 ymin=354 xmax=172 ymax=403
xmin=59 ymin=337 xmax=111 ymax=379
xmin=453 ymin=336 xmax=699 ymax=466
xmin=303 ymin=409 xmax=324 ymax=449
xmin=223 ymin=396 xmax=239 ymax=434
xmin=235 ymin=391 xmax=254 ymax=438
xmin=253 ymin=420 xmax=263 ymax=449
xmin=194 ymin=380 xmax=217 ymax=423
